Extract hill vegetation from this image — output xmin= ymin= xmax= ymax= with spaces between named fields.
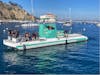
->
xmin=0 ymin=1 xmax=35 ymax=21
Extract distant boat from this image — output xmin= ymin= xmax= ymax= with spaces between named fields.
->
xmin=57 ymin=21 xmax=64 ymax=23
xmin=21 ymin=22 xmax=38 ymax=27
xmin=97 ymin=23 xmax=100 ymax=27
xmin=63 ymin=20 xmax=72 ymax=26
xmin=63 ymin=8 xmax=72 ymax=26
xmin=21 ymin=0 xmax=38 ymax=27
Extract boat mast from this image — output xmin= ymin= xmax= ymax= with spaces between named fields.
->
xmin=69 ymin=8 xmax=72 ymax=34
xmin=69 ymin=8 xmax=72 ymax=22
xmin=31 ymin=0 xmax=34 ymax=22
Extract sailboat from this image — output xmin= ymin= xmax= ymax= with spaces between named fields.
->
xmin=63 ymin=8 xmax=72 ymax=26
xmin=63 ymin=20 xmax=72 ymax=26
xmin=21 ymin=0 xmax=36 ymax=27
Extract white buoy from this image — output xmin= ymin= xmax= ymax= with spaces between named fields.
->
xmin=83 ymin=28 xmax=86 ymax=31
xmin=6 ymin=28 xmax=8 ymax=30
xmin=3 ymin=29 xmax=6 ymax=32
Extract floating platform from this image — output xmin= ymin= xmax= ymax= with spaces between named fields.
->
xmin=3 ymin=34 xmax=88 ymax=50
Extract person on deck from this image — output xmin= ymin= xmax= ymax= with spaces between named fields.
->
xmin=32 ymin=32 xmax=37 ymax=40
xmin=24 ymin=32 xmax=30 ymax=41
xmin=64 ymin=30 xmax=68 ymax=37
xmin=8 ymin=30 xmax=12 ymax=40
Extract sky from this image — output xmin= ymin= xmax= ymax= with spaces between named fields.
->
xmin=1 ymin=0 xmax=99 ymax=20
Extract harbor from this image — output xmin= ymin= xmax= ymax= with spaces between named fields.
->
xmin=0 ymin=0 xmax=99 ymax=74
xmin=0 ymin=22 xmax=99 ymax=74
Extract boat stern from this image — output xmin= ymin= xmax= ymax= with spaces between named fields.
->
xmin=3 ymin=39 xmax=18 ymax=48
xmin=67 ymin=34 xmax=88 ymax=43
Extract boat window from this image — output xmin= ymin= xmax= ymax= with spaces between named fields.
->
xmin=46 ymin=26 xmax=55 ymax=30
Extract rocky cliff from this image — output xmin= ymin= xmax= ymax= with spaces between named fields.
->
xmin=0 ymin=1 xmax=35 ymax=21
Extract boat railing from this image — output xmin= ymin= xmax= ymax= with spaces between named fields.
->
xmin=7 ymin=35 xmax=46 ymax=43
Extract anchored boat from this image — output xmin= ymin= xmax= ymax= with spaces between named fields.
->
xmin=63 ymin=8 xmax=72 ymax=26
xmin=21 ymin=22 xmax=38 ymax=27
xmin=3 ymin=23 xmax=88 ymax=50
xmin=97 ymin=23 xmax=100 ymax=27
xmin=63 ymin=20 xmax=72 ymax=26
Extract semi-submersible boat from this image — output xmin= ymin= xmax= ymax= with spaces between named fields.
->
xmin=3 ymin=23 xmax=88 ymax=50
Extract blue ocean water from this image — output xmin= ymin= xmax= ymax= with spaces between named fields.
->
xmin=0 ymin=22 xmax=99 ymax=74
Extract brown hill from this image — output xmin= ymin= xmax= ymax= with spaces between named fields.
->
xmin=0 ymin=1 xmax=35 ymax=21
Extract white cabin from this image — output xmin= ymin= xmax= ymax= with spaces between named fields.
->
xmin=40 ymin=14 xmax=56 ymax=23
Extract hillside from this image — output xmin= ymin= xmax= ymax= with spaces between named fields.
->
xmin=0 ymin=1 xmax=35 ymax=21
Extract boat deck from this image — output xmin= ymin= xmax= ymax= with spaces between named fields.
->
xmin=3 ymin=34 xmax=88 ymax=50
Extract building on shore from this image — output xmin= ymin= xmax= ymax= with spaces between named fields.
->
xmin=40 ymin=14 xmax=56 ymax=23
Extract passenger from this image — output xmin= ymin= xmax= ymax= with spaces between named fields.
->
xmin=32 ymin=32 xmax=37 ymax=40
xmin=64 ymin=30 xmax=68 ymax=37
xmin=24 ymin=32 xmax=30 ymax=41
xmin=8 ymin=30 xmax=12 ymax=40
xmin=15 ymin=30 xmax=19 ymax=38
xmin=64 ymin=30 xmax=67 ymax=34
xmin=11 ymin=30 xmax=15 ymax=38
xmin=8 ymin=30 xmax=12 ymax=36
xmin=29 ymin=36 xmax=32 ymax=41
xmin=12 ymin=30 xmax=19 ymax=38
xmin=47 ymin=26 xmax=54 ymax=30
xmin=36 ymin=32 xmax=39 ymax=39
xmin=10 ymin=30 xmax=18 ymax=38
